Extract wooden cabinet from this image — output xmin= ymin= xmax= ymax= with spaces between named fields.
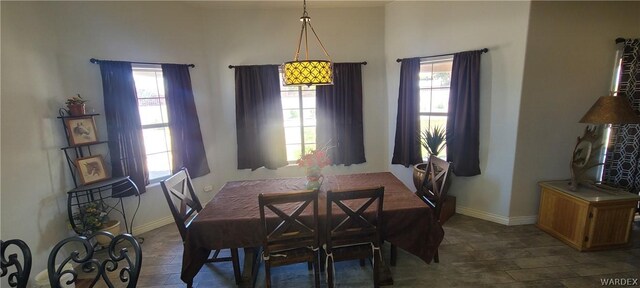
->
xmin=537 ymin=181 xmax=639 ymax=251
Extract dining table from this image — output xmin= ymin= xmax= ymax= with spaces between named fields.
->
xmin=180 ymin=172 xmax=444 ymax=286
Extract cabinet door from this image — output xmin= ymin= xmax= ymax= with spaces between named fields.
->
xmin=586 ymin=203 xmax=636 ymax=249
xmin=537 ymin=187 xmax=590 ymax=250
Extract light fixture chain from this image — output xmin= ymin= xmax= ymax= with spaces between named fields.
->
xmin=293 ymin=20 xmax=306 ymax=61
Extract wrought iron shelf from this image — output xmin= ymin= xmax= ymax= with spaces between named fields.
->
xmin=61 ymin=140 xmax=109 ymax=150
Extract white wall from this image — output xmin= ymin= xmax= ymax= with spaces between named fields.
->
xmin=1 ymin=1 xmax=387 ymax=278
xmin=385 ymin=1 xmax=531 ymax=223
xmin=510 ymin=1 xmax=640 ymax=217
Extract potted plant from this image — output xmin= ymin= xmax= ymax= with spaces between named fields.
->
xmin=297 ymin=145 xmax=332 ymax=190
xmin=72 ymin=201 xmax=120 ymax=245
xmin=413 ymin=126 xmax=447 ymax=190
xmin=65 ymin=94 xmax=87 ymax=116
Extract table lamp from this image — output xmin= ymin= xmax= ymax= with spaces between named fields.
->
xmin=569 ymin=95 xmax=640 ymax=191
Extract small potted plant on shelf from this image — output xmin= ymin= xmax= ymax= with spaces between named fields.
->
xmin=65 ymin=94 xmax=87 ymax=116
xmin=72 ymin=201 xmax=120 ymax=245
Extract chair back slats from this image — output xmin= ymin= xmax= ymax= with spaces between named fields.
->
xmin=47 ymin=232 xmax=142 ymax=288
xmin=417 ymin=156 xmax=452 ymax=219
xmin=326 ymin=186 xmax=384 ymax=248
xmin=1 ymin=239 xmax=31 ymax=288
xmin=160 ymin=168 xmax=203 ymax=240
xmin=259 ymin=190 xmax=319 ymax=253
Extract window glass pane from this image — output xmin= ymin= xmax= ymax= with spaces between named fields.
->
xmin=284 ymin=127 xmax=301 ymax=144
xmin=283 ymin=109 xmax=300 ymax=127
xmin=302 ymin=109 xmax=316 ymax=126
xmin=138 ymin=98 xmax=168 ymax=125
xmin=431 ymin=88 xmax=449 ymax=113
xmin=419 ymin=89 xmax=432 ymax=113
xmin=304 ymin=144 xmax=316 ymax=155
xmin=142 ymin=127 xmax=171 ymax=154
xmin=286 ymin=144 xmax=302 ymax=162
xmin=133 ymin=71 xmax=162 ymax=98
xmin=419 ymin=115 xmax=448 ymax=160
xmin=432 ymin=71 xmax=451 ymax=88
xmin=147 ymin=152 xmax=171 ymax=180
xmin=302 ymin=94 xmax=315 ymax=108
xmin=303 ymin=127 xmax=316 ymax=144
xmin=281 ymin=91 xmax=300 ymax=109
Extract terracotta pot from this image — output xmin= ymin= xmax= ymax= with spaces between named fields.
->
xmin=96 ymin=220 xmax=120 ymax=246
xmin=67 ymin=104 xmax=86 ymax=116
xmin=412 ymin=162 xmax=429 ymax=191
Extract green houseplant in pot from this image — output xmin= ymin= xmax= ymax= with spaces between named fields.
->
xmin=72 ymin=201 xmax=120 ymax=245
xmin=412 ymin=126 xmax=447 ymax=190
xmin=65 ymin=94 xmax=87 ymax=116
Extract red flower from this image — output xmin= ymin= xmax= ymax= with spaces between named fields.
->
xmin=297 ymin=146 xmax=332 ymax=169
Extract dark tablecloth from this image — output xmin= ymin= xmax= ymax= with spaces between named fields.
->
xmin=181 ymin=172 xmax=444 ymax=283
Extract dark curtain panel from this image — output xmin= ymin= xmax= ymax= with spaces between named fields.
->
xmin=446 ymin=50 xmax=482 ymax=176
xmin=604 ymin=39 xmax=640 ymax=194
xmin=162 ymin=64 xmax=211 ymax=178
xmin=234 ymin=65 xmax=288 ymax=170
xmin=99 ymin=61 xmax=148 ymax=195
xmin=316 ymin=63 xmax=366 ymax=166
xmin=392 ymin=58 xmax=422 ymax=167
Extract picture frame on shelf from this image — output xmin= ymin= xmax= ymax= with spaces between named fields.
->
xmin=75 ymin=155 xmax=110 ymax=185
xmin=64 ymin=116 xmax=99 ymax=146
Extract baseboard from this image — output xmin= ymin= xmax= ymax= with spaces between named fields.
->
xmin=455 ymin=205 xmax=537 ymax=226
xmin=507 ymin=215 xmax=538 ymax=225
xmin=132 ymin=215 xmax=174 ymax=235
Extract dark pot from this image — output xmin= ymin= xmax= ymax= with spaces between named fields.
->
xmin=412 ymin=162 xmax=429 ymax=191
xmin=67 ymin=104 xmax=86 ymax=116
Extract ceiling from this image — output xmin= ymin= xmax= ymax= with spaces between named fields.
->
xmin=186 ymin=0 xmax=392 ymax=10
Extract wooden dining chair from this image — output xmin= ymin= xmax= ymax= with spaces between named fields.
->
xmin=391 ymin=155 xmax=452 ymax=266
xmin=1 ymin=239 xmax=32 ymax=288
xmin=47 ymin=232 xmax=141 ymax=288
xmin=258 ymin=190 xmax=320 ymax=288
xmin=325 ymin=186 xmax=384 ymax=288
xmin=160 ymin=168 xmax=241 ymax=285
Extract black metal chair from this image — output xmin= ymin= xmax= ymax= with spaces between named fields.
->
xmin=258 ymin=190 xmax=320 ymax=288
xmin=390 ymin=155 xmax=452 ymax=265
xmin=325 ymin=186 xmax=384 ymax=288
xmin=160 ymin=168 xmax=241 ymax=286
xmin=47 ymin=232 xmax=141 ymax=288
xmin=1 ymin=239 xmax=32 ymax=288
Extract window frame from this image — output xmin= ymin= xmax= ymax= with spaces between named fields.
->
xmin=418 ymin=57 xmax=453 ymax=160
xmin=131 ymin=64 xmax=173 ymax=182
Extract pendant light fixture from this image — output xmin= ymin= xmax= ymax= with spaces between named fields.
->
xmin=283 ymin=0 xmax=333 ymax=86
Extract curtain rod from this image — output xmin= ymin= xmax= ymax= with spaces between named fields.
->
xmin=90 ymin=58 xmax=195 ymax=68
xmin=228 ymin=61 xmax=367 ymax=69
xmin=396 ymin=48 xmax=489 ymax=63
xmin=616 ymin=38 xmax=626 ymax=44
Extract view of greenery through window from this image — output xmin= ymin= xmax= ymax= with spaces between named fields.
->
xmin=419 ymin=58 xmax=453 ymax=160
xmin=280 ymin=75 xmax=317 ymax=162
xmin=132 ymin=65 xmax=172 ymax=179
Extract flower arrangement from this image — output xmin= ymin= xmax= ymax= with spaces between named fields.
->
xmin=297 ymin=146 xmax=332 ymax=190
xmin=72 ymin=201 xmax=108 ymax=236
xmin=65 ymin=94 xmax=87 ymax=106
xmin=297 ymin=146 xmax=332 ymax=174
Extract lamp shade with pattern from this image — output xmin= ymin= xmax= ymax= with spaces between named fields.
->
xmin=282 ymin=0 xmax=333 ymax=86
xmin=579 ymin=95 xmax=640 ymax=124
xmin=283 ymin=60 xmax=333 ymax=86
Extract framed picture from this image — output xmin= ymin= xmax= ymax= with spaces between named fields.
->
xmin=64 ymin=116 xmax=98 ymax=146
xmin=75 ymin=155 xmax=110 ymax=185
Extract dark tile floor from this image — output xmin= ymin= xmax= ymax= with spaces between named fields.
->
xmin=136 ymin=214 xmax=640 ymax=287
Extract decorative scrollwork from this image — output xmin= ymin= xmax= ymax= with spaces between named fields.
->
xmin=48 ymin=232 xmax=141 ymax=288
xmin=1 ymin=239 xmax=32 ymax=288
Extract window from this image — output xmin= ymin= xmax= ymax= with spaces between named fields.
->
xmin=280 ymin=75 xmax=317 ymax=162
xmin=132 ymin=65 xmax=172 ymax=180
xmin=419 ymin=58 xmax=453 ymax=160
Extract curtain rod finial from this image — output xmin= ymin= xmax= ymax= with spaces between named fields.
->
xmin=481 ymin=48 xmax=489 ymax=53
xmin=90 ymin=58 xmax=99 ymax=64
